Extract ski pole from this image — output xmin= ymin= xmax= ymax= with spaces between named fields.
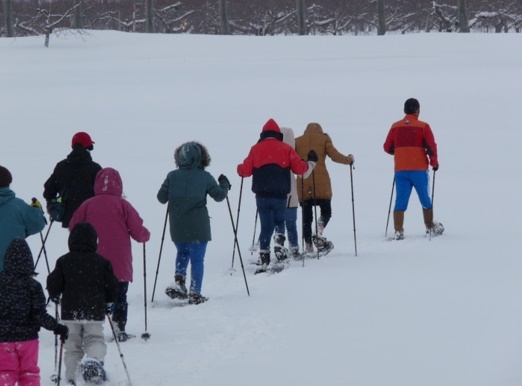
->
xmin=33 ymin=210 xmax=54 ymax=271
xmin=230 ymin=177 xmax=244 ymax=270
xmin=301 ymin=176 xmax=305 ymax=267
xmin=349 ymin=164 xmax=358 ymax=257
xmin=311 ymin=171 xmax=319 ymax=260
xmin=226 ymin=196 xmax=250 ymax=296
xmin=52 ymin=303 xmax=60 ymax=382
xmin=56 ymin=339 xmax=64 ymax=386
xmin=385 ymin=176 xmax=395 ymax=238
xmin=107 ymin=314 xmax=132 ymax=385
xmin=151 ymin=206 xmax=169 ymax=303
xmin=250 ymin=209 xmax=259 ymax=256
xmin=141 ymin=243 xmax=151 ymax=341
xmin=429 ymin=170 xmax=437 ymax=240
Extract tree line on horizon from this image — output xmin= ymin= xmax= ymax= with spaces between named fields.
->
xmin=2 ymin=0 xmax=521 ymax=38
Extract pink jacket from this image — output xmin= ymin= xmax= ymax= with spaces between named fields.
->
xmin=69 ymin=168 xmax=150 ymax=282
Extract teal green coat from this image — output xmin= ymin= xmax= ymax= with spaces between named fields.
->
xmin=0 ymin=187 xmax=46 ymax=272
xmin=157 ymin=144 xmax=229 ymax=243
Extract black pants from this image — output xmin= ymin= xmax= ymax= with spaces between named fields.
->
xmin=112 ymin=282 xmax=129 ymax=331
xmin=301 ymin=199 xmax=332 ymax=243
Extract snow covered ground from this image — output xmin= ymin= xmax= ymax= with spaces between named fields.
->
xmin=1 ymin=30 xmax=521 ymax=386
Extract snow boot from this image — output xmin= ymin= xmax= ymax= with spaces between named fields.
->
xmin=312 ymin=235 xmax=334 ymax=256
xmin=80 ymin=358 xmax=106 ymax=385
xmin=165 ymin=275 xmax=188 ymax=300
xmin=423 ymin=208 xmax=444 ymax=237
xmin=273 ymin=233 xmax=289 ymax=261
xmin=290 ymin=246 xmax=302 ymax=260
xmin=393 ymin=210 xmax=405 ymax=240
xmin=255 ymin=251 xmax=271 ymax=274
xmin=317 ymin=218 xmax=325 ymax=236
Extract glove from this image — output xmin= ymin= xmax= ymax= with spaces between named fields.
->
xmin=218 ymin=174 xmax=231 ymax=190
xmin=432 ymin=165 xmax=439 ymax=172
xmin=347 ymin=154 xmax=355 ymax=165
xmin=49 ymin=296 xmax=60 ymax=304
xmin=31 ymin=198 xmax=42 ymax=209
xmin=307 ymin=150 xmax=318 ymax=162
xmin=106 ymin=302 xmax=115 ymax=315
xmin=54 ymin=324 xmax=68 ymax=343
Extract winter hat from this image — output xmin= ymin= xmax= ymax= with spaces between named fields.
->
xmin=259 ymin=118 xmax=283 ymax=141
xmin=71 ymin=132 xmax=95 ymax=150
xmin=0 ymin=165 xmax=13 ymax=188
xmin=68 ymin=222 xmax=98 ymax=253
xmin=404 ymin=98 xmax=420 ymax=114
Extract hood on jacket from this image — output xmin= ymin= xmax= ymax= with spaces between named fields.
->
xmin=68 ymin=222 xmax=98 ymax=253
xmin=3 ymin=239 xmax=35 ymax=277
xmin=280 ymin=127 xmax=296 ymax=148
xmin=0 ymin=187 xmax=15 ymax=205
xmin=304 ymin=122 xmax=325 ymax=135
xmin=175 ymin=142 xmax=210 ymax=170
xmin=259 ymin=118 xmax=283 ymax=142
xmin=94 ymin=167 xmax=123 ymax=196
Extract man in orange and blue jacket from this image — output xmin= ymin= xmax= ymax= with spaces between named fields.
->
xmin=383 ymin=98 xmax=443 ymax=240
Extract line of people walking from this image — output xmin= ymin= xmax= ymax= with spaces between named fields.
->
xmin=0 ymin=97 xmax=442 ymax=385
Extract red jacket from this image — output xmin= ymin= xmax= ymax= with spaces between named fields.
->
xmin=69 ymin=168 xmax=150 ymax=282
xmin=238 ymin=119 xmax=310 ymax=198
xmin=383 ymin=114 xmax=438 ymax=171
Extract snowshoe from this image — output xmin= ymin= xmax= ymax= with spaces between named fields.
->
xmin=188 ymin=293 xmax=208 ymax=305
xmin=290 ymin=246 xmax=303 ymax=260
xmin=312 ymin=235 xmax=334 ymax=256
xmin=80 ymin=358 xmax=106 ymax=385
xmin=165 ymin=286 xmax=188 ymax=300
xmin=394 ymin=230 xmax=404 ymax=240
xmin=165 ymin=275 xmax=188 ymax=300
xmin=254 ymin=262 xmax=285 ymax=275
xmin=427 ymin=222 xmax=444 ymax=237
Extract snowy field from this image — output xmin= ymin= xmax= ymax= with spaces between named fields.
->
xmin=1 ymin=30 xmax=521 ymax=386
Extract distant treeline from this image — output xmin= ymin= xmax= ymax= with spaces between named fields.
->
xmin=1 ymin=0 xmax=521 ymax=38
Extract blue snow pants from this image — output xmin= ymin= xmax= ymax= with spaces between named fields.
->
xmin=174 ymin=242 xmax=208 ymax=295
xmin=394 ymin=170 xmax=432 ymax=211
xmin=256 ymin=196 xmax=287 ymax=252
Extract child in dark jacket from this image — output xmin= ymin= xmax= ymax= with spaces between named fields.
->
xmin=0 ymin=238 xmax=68 ymax=386
xmin=47 ymin=223 xmax=119 ymax=385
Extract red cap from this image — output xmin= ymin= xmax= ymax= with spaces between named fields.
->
xmin=71 ymin=132 xmax=95 ymax=149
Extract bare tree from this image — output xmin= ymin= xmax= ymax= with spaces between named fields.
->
xmin=145 ymin=0 xmax=154 ymax=32
xmin=377 ymin=0 xmax=385 ymax=35
xmin=3 ymin=0 xmax=13 ymax=37
xmin=296 ymin=0 xmax=306 ymax=35
xmin=219 ymin=0 xmax=229 ymax=34
xmin=457 ymin=0 xmax=470 ymax=32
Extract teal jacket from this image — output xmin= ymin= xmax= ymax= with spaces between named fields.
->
xmin=157 ymin=143 xmax=229 ymax=243
xmin=0 ymin=188 xmax=46 ymax=272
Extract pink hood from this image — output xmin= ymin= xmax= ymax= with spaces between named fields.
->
xmin=94 ymin=167 xmax=123 ymax=197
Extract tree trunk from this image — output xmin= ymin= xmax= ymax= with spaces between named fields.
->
xmin=145 ymin=0 xmax=154 ymax=33
xmin=457 ymin=0 xmax=470 ymax=32
xmin=296 ymin=0 xmax=306 ymax=35
xmin=73 ymin=2 xmax=83 ymax=29
xmin=219 ymin=0 xmax=229 ymax=35
xmin=377 ymin=0 xmax=386 ymax=35
xmin=4 ymin=0 xmax=13 ymax=37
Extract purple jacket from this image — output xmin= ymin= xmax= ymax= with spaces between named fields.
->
xmin=69 ymin=168 xmax=150 ymax=282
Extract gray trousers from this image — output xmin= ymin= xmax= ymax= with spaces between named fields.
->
xmin=63 ymin=321 xmax=106 ymax=382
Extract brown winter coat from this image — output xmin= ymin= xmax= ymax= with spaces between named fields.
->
xmin=295 ymin=123 xmax=352 ymax=201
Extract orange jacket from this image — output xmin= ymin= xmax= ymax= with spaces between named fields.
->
xmin=383 ymin=114 xmax=438 ymax=171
